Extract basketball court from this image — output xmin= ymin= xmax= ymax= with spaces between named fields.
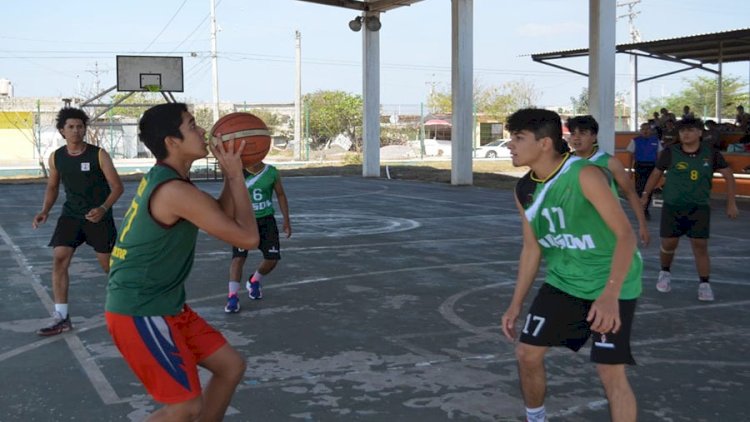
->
xmin=1 ymin=175 xmax=748 ymax=421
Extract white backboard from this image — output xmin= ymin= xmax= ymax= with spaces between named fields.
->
xmin=116 ymin=55 xmax=184 ymax=92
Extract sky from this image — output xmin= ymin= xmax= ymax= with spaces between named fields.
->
xmin=2 ymin=0 xmax=750 ymax=113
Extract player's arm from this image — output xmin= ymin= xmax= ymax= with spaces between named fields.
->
xmin=86 ymin=149 xmax=124 ymax=223
xmin=579 ymin=165 xmax=637 ymax=334
xmin=717 ymin=167 xmax=739 ymax=219
xmin=640 ymin=168 xmax=664 ymax=208
xmin=501 ymin=196 xmax=541 ymax=341
xmin=152 ymin=140 xmax=258 ymax=249
xmin=33 ymin=154 xmax=60 ymax=228
xmin=608 ymin=157 xmax=649 ymax=246
xmin=273 ymin=176 xmax=292 ymax=238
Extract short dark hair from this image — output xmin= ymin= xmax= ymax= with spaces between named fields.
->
xmin=566 ymin=115 xmax=599 ymax=135
xmin=507 ymin=108 xmax=568 ymax=154
xmin=138 ymin=103 xmax=188 ymax=160
xmin=55 ymin=108 xmax=89 ymax=130
xmin=676 ymin=117 xmax=704 ymax=131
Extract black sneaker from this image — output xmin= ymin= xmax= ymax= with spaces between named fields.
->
xmin=37 ymin=312 xmax=73 ymax=336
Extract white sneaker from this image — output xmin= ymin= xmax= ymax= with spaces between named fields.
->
xmin=698 ymin=282 xmax=715 ymax=302
xmin=656 ymin=271 xmax=671 ymax=293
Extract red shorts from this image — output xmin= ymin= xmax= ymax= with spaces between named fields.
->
xmin=105 ymin=305 xmax=227 ymax=404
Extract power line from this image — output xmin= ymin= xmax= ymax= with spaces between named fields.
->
xmin=142 ymin=0 xmax=190 ymax=52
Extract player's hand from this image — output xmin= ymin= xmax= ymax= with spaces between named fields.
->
xmin=32 ymin=212 xmax=48 ymax=229
xmin=639 ymin=193 xmax=649 ymax=208
xmin=587 ymin=293 xmax=621 ymax=334
xmin=85 ymin=206 xmax=106 ymax=223
xmin=501 ymin=305 xmax=521 ymax=341
xmin=283 ymin=221 xmax=292 ymax=238
xmin=727 ymin=203 xmax=739 ymax=219
xmin=210 ymin=133 xmax=245 ymax=180
xmin=638 ymin=225 xmax=650 ymax=247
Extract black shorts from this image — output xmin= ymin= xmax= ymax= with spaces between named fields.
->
xmin=48 ymin=215 xmax=117 ymax=253
xmin=520 ymin=283 xmax=637 ymax=365
xmin=659 ymin=203 xmax=710 ymax=239
xmin=231 ymin=215 xmax=281 ymax=260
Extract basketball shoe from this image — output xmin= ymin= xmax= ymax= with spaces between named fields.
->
xmin=225 ymin=294 xmax=240 ymax=313
xmin=37 ymin=312 xmax=73 ymax=336
xmin=247 ymin=280 xmax=262 ymax=300
xmin=656 ymin=271 xmax=671 ymax=293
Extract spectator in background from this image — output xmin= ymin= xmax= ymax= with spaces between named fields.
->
xmin=702 ymin=120 xmax=722 ymax=150
xmin=627 ymin=122 xmax=662 ymax=220
xmin=736 ymin=105 xmax=750 ymax=132
xmin=681 ymin=105 xmax=695 ymax=120
xmin=661 ymin=119 xmax=678 ymax=147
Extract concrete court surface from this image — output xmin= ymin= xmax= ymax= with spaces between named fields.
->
xmin=0 ymin=175 xmax=748 ymax=421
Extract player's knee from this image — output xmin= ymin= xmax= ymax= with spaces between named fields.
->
xmin=165 ymin=396 xmax=203 ymax=420
xmin=659 ymin=245 xmax=675 ymax=255
xmin=515 ymin=343 xmax=543 ymax=368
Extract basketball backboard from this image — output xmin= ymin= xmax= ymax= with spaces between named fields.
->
xmin=116 ymin=55 xmax=184 ymax=92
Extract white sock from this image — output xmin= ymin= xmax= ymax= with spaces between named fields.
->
xmin=228 ymin=281 xmax=240 ymax=295
xmin=526 ymin=405 xmax=546 ymax=422
xmin=251 ymin=271 xmax=263 ymax=283
xmin=54 ymin=303 xmax=69 ymax=319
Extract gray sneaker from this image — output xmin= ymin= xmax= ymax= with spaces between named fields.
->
xmin=37 ymin=312 xmax=73 ymax=336
xmin=698 ymin=282 xmax=715 ymax=302
xmin=656 ymin=271 xmax=671 ymax=293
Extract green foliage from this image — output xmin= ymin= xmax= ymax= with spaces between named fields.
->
xmin=427 ymin=80 xmax=541 ymax=123
xmin=639 ymin=75 xmax=749 ymax=120
xmin=109 ymin=92 xmax=163 ymax=118
xmin=303 ymin=90 xmax=363 ymax=147
xmin=342 ymin=152 xmax=362 ymax=165
xmin=570 ymin=88 xmax=589 ymax=114
xmin=381 ymin=125 xmax=419 ymax=146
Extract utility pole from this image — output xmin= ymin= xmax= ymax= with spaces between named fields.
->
xmin=210 ymin=0 xmax=220 ymax=122
xmin=294 ymin=30 xmax=302 ymax=161
xmin=618 ymin=0 xmax=640 ymax=130
xmin=85 ymin=62 xmax=109 ymax=100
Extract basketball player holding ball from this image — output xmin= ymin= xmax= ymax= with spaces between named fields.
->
xmin=105 ymin=103 xmax=259 ymax=420
xmin=210 ymin=113 xmax=292 ymax=313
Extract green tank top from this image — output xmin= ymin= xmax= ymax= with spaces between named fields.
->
xmin=584 ymin=148 xmax=618 ymax=195
xmin=53 ymin=144 xmax=112 ymax=219
xmin=106 ymin=164 xmax=198 ymax=316
xmin=245 ymin=164 xmax=278 ymax=218
xmin=517 ymin=155 xmax=642 ymax=300
xmin=659 ymin=145 xmax=716 ymax=206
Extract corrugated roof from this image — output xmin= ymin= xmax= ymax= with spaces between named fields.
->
xmin=531 ymin=28 xmax=750 ymax=65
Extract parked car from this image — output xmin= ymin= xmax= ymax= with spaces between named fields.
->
xmin=474 ymin=139 xmax=510 ymax=158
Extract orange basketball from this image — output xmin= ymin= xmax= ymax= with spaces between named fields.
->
xmin=210 ymin=112 xmax=272 ymax=167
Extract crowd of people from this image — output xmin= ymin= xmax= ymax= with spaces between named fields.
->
xmin=29 ymin=104 xmax=740 ymax=421
xmin=646 ymin=105 xmax=750 ymax=151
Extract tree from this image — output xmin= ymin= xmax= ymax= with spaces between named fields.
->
xmin=570 ymin=88 xmax=589 ymax=114
xmin=426 ymin=79 xmax=542 ymax=122
xmin=639 ymin=75 xmax=749 ymax=121
xmin=303 ymin=90 xmax=363 ymax=149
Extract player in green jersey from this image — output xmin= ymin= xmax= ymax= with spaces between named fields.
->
xmin=566 ymin=115 xmax=650 ymax=246
xmin=224 ymin=160 xmax=292 ymax=312
xmin=501 ymin=108 xmax=642 ymax=422
xmin=105 ymin=103 xmax=259 ymax=421
xmin=640 ymin=117 xmax=738 ymax=301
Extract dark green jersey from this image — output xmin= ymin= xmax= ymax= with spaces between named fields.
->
xmin=657 ymin=144 xmax=729 ymax=206
xmin=244 ymin=164 xmax=279 ymax=218
xmin=53 ymin=144 xmax=111 ymax=219
xmin=515 ymin=155 xmax=642 ymax=300
xmin=106 ymin=164 xmax=198 ymax=316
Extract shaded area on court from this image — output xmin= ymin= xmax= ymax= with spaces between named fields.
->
xmin=0 ymin=175 xmax=748 ymax=421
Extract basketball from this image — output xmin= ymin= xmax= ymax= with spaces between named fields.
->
xmin=210 ymin=112 xmax=272 ymax=167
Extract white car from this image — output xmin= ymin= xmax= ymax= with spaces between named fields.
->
xmin=474 ymin=139 xmax=511 ymax=158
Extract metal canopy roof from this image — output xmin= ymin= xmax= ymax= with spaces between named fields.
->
xmin=530 ymin=28 xmax=750 ymax=79
xmin=296 ymin=0 xmax=423 ymax=13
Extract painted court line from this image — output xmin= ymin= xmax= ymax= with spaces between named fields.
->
xmin=0 ymin=224 xmax=122 ymax=405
